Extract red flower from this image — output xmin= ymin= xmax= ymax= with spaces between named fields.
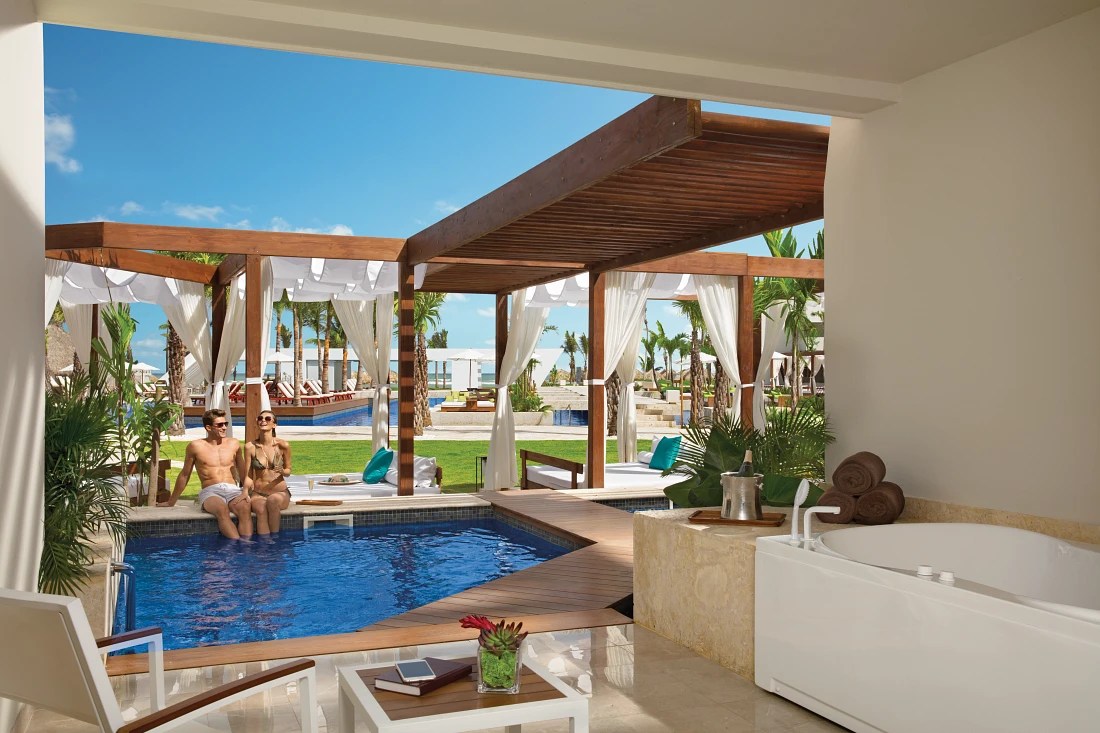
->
xmin=459 ymin=614 xmax=497 ymax=633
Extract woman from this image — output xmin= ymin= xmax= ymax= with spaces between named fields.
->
xmin=243 ymin=410 xmax=292 ymax=535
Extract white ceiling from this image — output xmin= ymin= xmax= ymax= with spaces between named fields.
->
xmin=37 ymin=0 xmax=1100 ymax=116
xmin=284 ymin=0 xmax=1098 ymax=83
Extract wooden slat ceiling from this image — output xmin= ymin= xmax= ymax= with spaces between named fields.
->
xmin=416 ymin=96 xmax=827 ymax=294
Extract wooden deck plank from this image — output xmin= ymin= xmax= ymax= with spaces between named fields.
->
xmin=105 ymin=608 xmax=631 ymax=676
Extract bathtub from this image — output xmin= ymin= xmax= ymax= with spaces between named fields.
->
xmin=754 ymin=523 xmax=1100 ymax=733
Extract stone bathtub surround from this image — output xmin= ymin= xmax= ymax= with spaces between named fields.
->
xmin=633 ymin=507 xmax=858 ymax=681
xmin=900 ymin=496 xmax=1100 ymax=545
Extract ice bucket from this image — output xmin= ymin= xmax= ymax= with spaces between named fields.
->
xmin=720 ymin=472 xmax=764 ymax=520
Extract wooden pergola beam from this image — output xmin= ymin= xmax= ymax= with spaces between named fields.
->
xmin=430 ymin=256 xmax=588 ymax=269
xmin=46 ymin=222 xmax=407 ymax=261
xmin=407 ymin=96 xmax=703 ymax=265
xmin=214 ymin=254 xmax=247 ymax=286
xmin=46 ymin=248 xmax=216 ymax=284
xmin=590 ymin=200 xmax=824 ymax=274
xmin=622 ymin=252 xmax=823 ymax=279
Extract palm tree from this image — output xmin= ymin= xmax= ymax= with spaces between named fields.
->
xmin=292 ymin=302 xmax=303 ymax=406
xmin=653 ymin=321 xmax=675 ymax=385
xmin=411 ymin=293 xmax=446 ymax=435
xmin=673 ymin=300 xmax=708 ymax=419
xmin=561 ymin=331 xmax=578 ymax=383
xmin=428 ymin=329 xmax=448 ymax=388
xmin=755 ymin=228 xmax=825 ymax=407
xmin=328 ymin=317 xmax=349 ymax=391
xmin=578 ymin=333 xmax=589 ymax=381
xmin=272 ymin=292 xmax=290 ymax=384
xmin=299 ymin=302 xmax=326 ymax=393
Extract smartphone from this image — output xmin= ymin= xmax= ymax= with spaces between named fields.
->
xmin=395 ymin=660 xmax=437 ymax=683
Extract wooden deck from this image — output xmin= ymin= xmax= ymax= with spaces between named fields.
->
xmin=106 ymin=490 xmax=636 ymax=676
xmin=361 ymin=490 xmax=634 ymax=630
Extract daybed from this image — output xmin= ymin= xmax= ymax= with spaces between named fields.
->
xmin=286 ymin=458 xmax=443 ymax=500
xmin=520 ymin=438 xmax=682 ymax=491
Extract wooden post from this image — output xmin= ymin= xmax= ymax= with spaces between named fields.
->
xmin=210 ymin=283 xmax=227 ymax=376
xmin=147 ymin=427 xmax=160 ymax=507
xmin=737 ymin=275 xmax=755 ymax=427
xmin=89 ymin=304 xmax=100 ymax=366
xmin=586 ymin=271 xmax=606 ymax=489
xmin=397 ymin=258 xmax=416 ymax=496
xmin=244 ymin=256 xmax=263 ymax=442
xmin=495 ymin=292 xmax=508 ymax=383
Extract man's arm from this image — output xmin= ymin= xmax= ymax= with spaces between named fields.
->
xmin=159 ymin=445 xmax=195 ymax=507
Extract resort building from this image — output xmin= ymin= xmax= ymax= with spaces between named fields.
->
xmin=5 ymin=3 xmax=1099 ymax=733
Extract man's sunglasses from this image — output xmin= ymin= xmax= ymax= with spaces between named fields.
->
xmin=211 ymin=421 xmax=228 ymax=429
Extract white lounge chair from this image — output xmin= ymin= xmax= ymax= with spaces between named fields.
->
xmin=0 ymin=588 xmax=318 ymax=732
xmin=521 ymin=437 xmax=682 ymax=490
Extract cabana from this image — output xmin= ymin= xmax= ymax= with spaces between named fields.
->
xmin=45 ymin=94 xmax=827 ymax=494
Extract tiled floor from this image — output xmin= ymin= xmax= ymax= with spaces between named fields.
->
xmin=23 ymin=625 xmax=848 ymax=732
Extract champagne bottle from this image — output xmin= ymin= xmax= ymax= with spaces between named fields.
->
xmin=736 ymin=449 xmax=754 ymax=477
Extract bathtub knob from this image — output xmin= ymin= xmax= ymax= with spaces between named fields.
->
xmin=938 ymin=571 xmax=955 ymax=585
xmin=917 ymin=565 xmax=934 ymax=577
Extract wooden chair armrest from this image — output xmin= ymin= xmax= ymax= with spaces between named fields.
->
xmin=119 ymin=658 xmax=316 ymax=733
xmin=435 ymin=465 xmax=443 ymax=486
xmin=96 ymin=626 xmax=162 ymax=649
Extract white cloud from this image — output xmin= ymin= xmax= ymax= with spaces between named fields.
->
xmin=664 ymin=304 xmax=683 ymax=316
xmin=434 ymin=200 xmax=459 ymax=215
xmin=169 ymin=203 xmax=225 ymax=222
xmin=44 ymin=114 xmax=82 ymax=173
xmin=131 ymin=337 xmax=164 ymax=357
xmin=476 ymin=307 xmax=494 ymax=318
xmin=484 ymin=340 xmax=495 ymax=346
xmin=449 ymin=293 xmax=468 ymax=302
xmin=226 ymin=219 xmax=251 ymax=229
xmin=79 ymin=214 xmax=112 ymax=223
xmin=269 ymin=217 xmax=352 ymax=235
xmin=120 ymin=201 xmax=143 ymax=215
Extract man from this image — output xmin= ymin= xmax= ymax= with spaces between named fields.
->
xmin=158 ymin=409 xmax=253 ymax=539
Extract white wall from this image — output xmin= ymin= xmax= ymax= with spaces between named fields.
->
xmin=826 ymin=9 xmax=1100 ymax=523
xmin=0 ymin=3 xmax=45 ymax=728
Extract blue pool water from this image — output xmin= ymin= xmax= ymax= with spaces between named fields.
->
xmin=552 ymin=408 xmax=588 ymax=426
xmin=116 ymin=519 xmax=568 ymax=649
xmin=185 ymin=398 xmax=445 ymax=428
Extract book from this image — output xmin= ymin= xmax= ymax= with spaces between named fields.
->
xmin=372 ymin=657 xmax=473 ymax=696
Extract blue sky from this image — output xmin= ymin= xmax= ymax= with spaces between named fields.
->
xmin=44 ymin=25 xmax=827 ymax=373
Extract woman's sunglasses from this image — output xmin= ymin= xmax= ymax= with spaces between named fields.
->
xmin=257 ymin=416 xmax=275 ymax=423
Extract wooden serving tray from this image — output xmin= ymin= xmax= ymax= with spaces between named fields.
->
xmin=688 ymin=510 xmax=786 ymax=527
xmin=295 ymin=499 xmax=344 ymax=506
xmin=318 ymin=478 xmax=363 ymax=486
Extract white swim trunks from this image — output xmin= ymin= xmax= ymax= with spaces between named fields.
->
xmin=197 ymin=482 xmax=244 ymax=511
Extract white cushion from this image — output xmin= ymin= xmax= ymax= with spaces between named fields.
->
xmin=638 ymin=451 xmax=654 ymax=465
xmin=525 ymin=462 xmax=682 ymax=490
xmin=384 ymin=456 xmax=437 ymax=488
xmin=651 ymin=436 xmax=664 ymax=452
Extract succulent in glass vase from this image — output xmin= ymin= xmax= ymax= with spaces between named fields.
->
xmin=460 ymin=614 xmax=528 ymax=694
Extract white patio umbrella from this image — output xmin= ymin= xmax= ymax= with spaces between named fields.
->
xmin=451 ymin=349 xmax=488 ymax=389
xmin=131 ymin=362 xmax=160 ymax=382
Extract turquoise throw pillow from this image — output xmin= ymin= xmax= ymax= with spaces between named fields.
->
xmin=649 ymin=435 xmax=681 ymax=471
xmin=362 ymin=449 xmax=394 ymax=484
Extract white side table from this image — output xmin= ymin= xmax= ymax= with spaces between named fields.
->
xmin=337 ymin=656 xmax=588 ymax=732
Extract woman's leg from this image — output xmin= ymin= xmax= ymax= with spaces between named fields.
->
xmin=251 ymin=495 xmax=270 ymax=534
xmin=266 ymin=492 xmax=290 ymax=533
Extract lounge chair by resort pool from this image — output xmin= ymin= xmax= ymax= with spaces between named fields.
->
xmin=521 ymin=440 xmax=681 ymax=491
xmin=285 ymin=458 xmax=443 ymax=500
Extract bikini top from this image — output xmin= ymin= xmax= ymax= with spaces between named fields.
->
xmin=250 ymin=442 xmax=285 ymax=472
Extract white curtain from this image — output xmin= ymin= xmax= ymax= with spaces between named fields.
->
xmin=484 ymin=289 xmax=549 ymax=490
xmin=754 ymin=302 xmax=786 ymax=430
xmin=45 ymin=260 xmax=69 ymax=328
xmin=593 ymin=272 xmax=654 ymax=470
xmin=694 ymin=275 xmax=742 ymax=420
xmin=161 ymin=278 xmax=213 ymax=399
xmin=207 ymin=276 xmax=247 ymax=437
xmin=614 ymin=311 xmax=647 ymax=462
xmin=256 ymin=258 xmax=274 ymax=411
xmin=332 ymin=294 xmax=394 ymax=454
xmin=60 ymin=299 xmax=91 ymax=365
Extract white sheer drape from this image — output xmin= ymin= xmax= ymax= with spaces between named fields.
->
xmin=45 ymin=260 xmax=69 ymax=328
xmin=162 ymin=279 xmax=213 ymax=400
xmin=694 ymin=275 xmax=742 ymax=419
xmin=754 ymin=302 xmax=786 ymax=430
xmin=207 ymin=276 xmax=247 ymax=437
xmin=615 ymin=311 xmax=647 ymax=462
xmin=332 ymin=294 xmax=393 ymax=453
xmin=596 ymin=272 xmax=654 ymax=469
xmin=484 ymin=289 xmax=549 ymax=490
xmin=256 ymin=259 xmax=274 ymax=411
xmin=60 ymin=299 xmax=91 ymax=365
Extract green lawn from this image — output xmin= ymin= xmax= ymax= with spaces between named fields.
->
xmin=162 ymin=439 xmax=621 ymax=499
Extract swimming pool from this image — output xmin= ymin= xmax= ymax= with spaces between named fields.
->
xmin=184 ymin=397 xmax=446 ymax=428
xmin=115 ymin=518 xmax=569 ymax=649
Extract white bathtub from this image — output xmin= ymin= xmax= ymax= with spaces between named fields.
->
xmin=755 ymin=523 xmax=1100 ymax=733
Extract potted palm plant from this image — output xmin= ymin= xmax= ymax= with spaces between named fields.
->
xmin=461 ymin=615 xmax=528 ymax=693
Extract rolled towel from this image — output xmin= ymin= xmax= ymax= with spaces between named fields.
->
xmin=854 ymin=482 xmax=905 ymax=525
xmin=831 ymin=451 xmax=887 ymax=495
xmin=815 ymin=490 xmax=857 ymax=524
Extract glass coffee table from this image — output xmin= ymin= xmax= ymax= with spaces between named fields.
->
xmin=337 ymin=655 xmax=589 ymax=732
